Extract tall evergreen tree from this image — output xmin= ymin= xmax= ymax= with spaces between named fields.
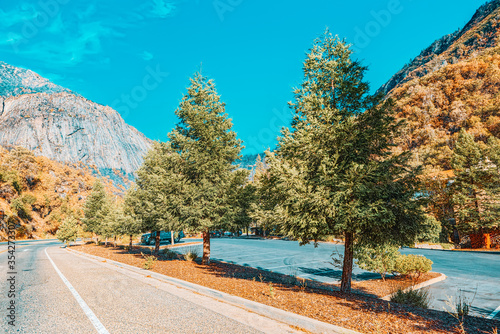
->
xmin=56 ymin=217 xmax=79 ymax=246
xmin=82 ymin=180 xmax=110 ymax=243
xmin=120 ymin=196 xmax=142 ymax=251
xmin=252 ymin=33 xmax=425 ymax=293
xmin=169 ymin=72 xmax=245 ymax=264
xmin=228 ymin=170 xmax=256 ymax=236
xmin=126 ymin=142 xmax=186 ymax=255
xmin=451 ymin=130 xmax=500 ymax=235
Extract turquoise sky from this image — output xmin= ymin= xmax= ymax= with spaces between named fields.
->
xmin=0 ymin=0 xmax=486 ymax=154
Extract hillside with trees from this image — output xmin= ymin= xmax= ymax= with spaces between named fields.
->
xmin=0 ymin=146 xmax=117 ymax=240
xmin=381 ymin=0 xmax=500 ymax=246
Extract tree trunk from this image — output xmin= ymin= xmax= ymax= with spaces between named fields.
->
xmin=129 ymin=234 xmax=133 ymax=251
xmin=340 ymin=232 xmax=354 ymax=293
xmin=171 ymin=230 xmax=175 ymax=246
xmin=114 ymin=235 xmax=117 ymax=247
xmin=202 ymin=229 xmax=211 ymax=265
xmin=154 ymin=231 xmax=161 ymax=256
xmin=105 ymin=237 xmax=108 ymax=247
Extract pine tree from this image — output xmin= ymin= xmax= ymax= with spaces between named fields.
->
xmin=82 ymin=180 xmax=110 ymax=243
xmin=252 ymin=32 xmax=425 ymax=293
xmin=56 ymin=217 xmax=79 ymax=245
xmin=121 ymin=197 xmax=142 ymax=251
xmin=451 ymin=130 xmax=500 ymax=236
xmin=169 ymin=72 xmax=246 ymax=264
xmin=101 ymin=199 xmax=125 ymax=247
xmin=228 ymin=170 xmax=256 ymax=236
xmin=125 ymin=142 xmax=186 ymax=255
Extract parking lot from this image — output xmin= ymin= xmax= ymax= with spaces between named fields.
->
xmin=171 ymin=237 xmax=500 ymax=320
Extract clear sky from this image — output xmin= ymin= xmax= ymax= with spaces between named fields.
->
xmin=0 ymin=0 xmax=486 ymax=154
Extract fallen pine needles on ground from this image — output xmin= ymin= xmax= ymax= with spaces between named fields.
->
xmin=73 ymin=244 xmax=498 ymax=334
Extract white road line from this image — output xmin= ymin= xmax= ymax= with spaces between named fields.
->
xmin=213 ymin=250 xmax=281 ymax=260
xmin=487 ymin=304 xmax=500 ymax=320
xmin=266 ymin=260 xmax=331 ymax=271
xmin=210 ymin=248 xmax=264 ymax=258
xmin=45 ymin=248 xmax=109 ymax=334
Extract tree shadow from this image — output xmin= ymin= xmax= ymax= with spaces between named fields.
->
xmin=75 ymin=244 xmax=499 ymax=334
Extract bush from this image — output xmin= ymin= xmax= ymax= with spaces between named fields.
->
xmin=354 ymin=244 xmax=400 ymax=281
xmin=10 ymin=198 xmax=31 ymax=220
xmin=417 ymin=215 xmax=442 ymax=243
xmin=395 ymin=254 xmax=433 ymax=278
xmin=162 ymin=248 xmax=177 ymax=260
xmin=456 ymin=295 xmax=470 ymax=317
xmin=142 ymin=253 xmax=157 ymax=270
xmin=391 ymin=287 xmax=431 ymax=309
xmin=183 ymin=247 xmax=199 ymax=262
xmin=21 ymin=194 xmax=37 ymax=206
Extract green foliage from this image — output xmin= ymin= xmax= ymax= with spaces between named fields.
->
xmin=162 ymin=248 xmax=177 ymax=260
xmin=21 ymin=194 xmax=37 ymax=206
xmin=141 ymin=253 xmax=157 ymax=270
xmin=98 ymin=201 xmax=135 ymax=241
xmin=168 ymin=73 xmax=247 ymax=235
xmin=183 ymin=247 xmax=199 ymax=262
xmin=455 ymin=296 xmax=471 ymax=317
xmin=451 ymin=130 xmax=500 ymax=234
xmin=417 ymin=214 xmax=442 ymax=243
xmin=390 ymin=287 xmax=431 ymax=309
xmin=56 ymin=217 xmax=79 ymax=245
xmin=395 ymin=254 xmax=433 ymax=278
xmin=268 ymin=282 xmax=276 ymax=299
xmin=125 ymin=142 xmax=186 ymax=236
xmin=10 ymin=197 xmax=31 ymax=220
xmin=251 ymin=32 xmax=426 ymax=292
xmin=354 ymin=244 xmax=400 ymax=281
xmin=82 ymin=180 xmax=110 ymax=235
xmin=127 ymin=73 xmax=248 ymax=262
xmin=0 ymin=168 xmax=22 ymax=193
xmin=227 ymin=171 xmax=257 ymax=233
xmin=438 ymin=243 xmax=455 ymax=250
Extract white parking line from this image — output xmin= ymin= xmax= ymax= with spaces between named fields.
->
xmin=299 ymin=268 xmax=337 ymax=276
xmin=45 ymin=248 xmax=109 ymax=334
xmin=168 ymin=243 xmax=202 ymax=250
xmin=266 ymin=260 xmax=331 ymax=271
xmin=210 ymin=248 xmax=266 ymax=258
xmin=487 ymin=304 xmax=500 ymax=320
xmin=213 ymin=251 xmax=283 ymax=261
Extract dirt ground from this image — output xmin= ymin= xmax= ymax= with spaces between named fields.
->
xmin=73 ymin=244 xmax=499 ymax=334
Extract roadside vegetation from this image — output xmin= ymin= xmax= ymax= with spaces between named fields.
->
xmin=6 ymin=29 xmax=500 ymax=333
xmin=73 ymin=243 xmax=498 ymax=334
xmin=0 ymin=146 xmax=117 ymax=241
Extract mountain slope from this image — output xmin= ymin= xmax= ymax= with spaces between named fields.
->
xmin=379 ymin=0 xmax=500 ymax=172
xmin=0 ymin=146 xmax=118 ymax=240
xmin=0 ymin=61 xmax=71 ymax=97
xmin=0 ymin=62 xmax=152 ymax=174
xmin=379 ymin=0 xmax=500 ymax=95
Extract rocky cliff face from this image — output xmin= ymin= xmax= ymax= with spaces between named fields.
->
xmin=0 ymin=61 xmax=71 ymax=97
xmin=0 ymin=62 xmax=151 ymax=174
xmin=378 ymin=0 xmax=500 ymax=95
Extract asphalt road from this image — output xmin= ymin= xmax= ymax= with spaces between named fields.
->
xmin=180 ymin=238 xmax=500 ymax=320
xmin=0 ymin=240 xmax=301 ymax=334
xmin=400 ymin=247 xmax=500 ymax=319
